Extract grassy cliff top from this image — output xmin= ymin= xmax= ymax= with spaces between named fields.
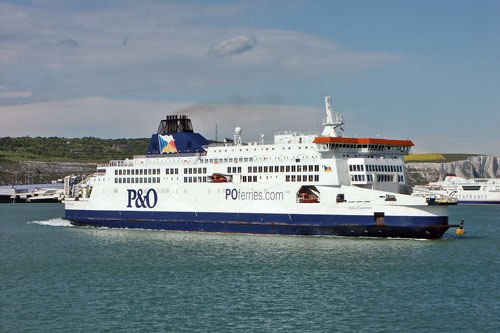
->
xmin=404 ymin=153 xmax=478 ymax=163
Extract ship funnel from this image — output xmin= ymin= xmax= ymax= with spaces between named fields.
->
xmin=157 ymin=115 xmax=193 ymax=134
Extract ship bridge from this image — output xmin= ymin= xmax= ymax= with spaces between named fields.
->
xmin=313 ymin=137 xmax=413 ymax=155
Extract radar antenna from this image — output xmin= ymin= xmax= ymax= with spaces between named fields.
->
xmin=234 ymin=127 xmax=242 ymax=146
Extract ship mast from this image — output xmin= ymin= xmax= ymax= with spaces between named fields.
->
xmin=321 ymin=94 xmax=344 ymax=137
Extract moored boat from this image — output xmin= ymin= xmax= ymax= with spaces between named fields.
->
xmin=413 ymin=175 xmax=500 ymax=204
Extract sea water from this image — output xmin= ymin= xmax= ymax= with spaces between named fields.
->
xmin=1 ymin=203 xmax=499 ymax=332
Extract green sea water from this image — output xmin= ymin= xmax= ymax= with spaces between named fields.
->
xmin=1 ymin=203 xmax=499 ymax=332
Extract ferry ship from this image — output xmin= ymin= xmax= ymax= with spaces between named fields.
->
xmin=413 ymin=175 xmax=500 ymax=204
xmin=64 ymin=95 xmax=457 ymax=239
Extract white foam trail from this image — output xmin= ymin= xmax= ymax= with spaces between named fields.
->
xmin=29 ymin=218 xmax=73 ymax=227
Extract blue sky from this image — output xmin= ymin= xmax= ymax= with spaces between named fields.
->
xmin=1 ymin=0 xmax=499 ymax=154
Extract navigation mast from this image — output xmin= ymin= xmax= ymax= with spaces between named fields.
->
xmin=322 ymin=94 xmax=344 ymax=137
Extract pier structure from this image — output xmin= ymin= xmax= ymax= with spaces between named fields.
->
xmin=0 ymin=184 xmax=64 ymax=203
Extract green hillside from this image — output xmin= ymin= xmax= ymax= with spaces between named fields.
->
xmin=404 ymin=153 xmax=477 ymax=163
xmin=0 ymin=137 xmax=150 ymax=163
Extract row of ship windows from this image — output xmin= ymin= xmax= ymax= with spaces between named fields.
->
xmin=111 ymin=173 xmax=402 ymax=184
xmin=184 ymin=177 xmax=207 ymax=183
xmin=114 ymin=177 xmax=161 ymax=184
xmin=184 ymin=168 xmax=206 ymax=175
xmin=211 ymin=145 xmax=313 ymax=154
xmin=202 ymin=156 xmax=321 ymax=164
xmin=324 ymin=144 xmax=410 ymax=152
xmin=183 ymin=166 xmax=322 ymax=174
xmin=286 ymin=175 xmax=320 ymax=182
xmin=242 ymin=175 xmax=319 ymax=182
xmin=114 ymin=164 xmax=325 ymax=177
xmin=351 ymin=174 xmax=405 ymax=182
xmin=115 ymin=169 xmax=161 ymax=176
xmin=207 ymin=157 xmax=253 ymax=163
xmin=115 ymin=168 xmax=207 ymax=176
xmin=349 ymin=164 xmax=403 ymax=173
xmin=246 ymin=165 xmax=320 ymax=173
xmin=201 ymin=155 xmax=317 ymax=164
xmin=181 ymin=175 xmax=321 ymax=183
xmin=184 ymin=166 xmax=322 ymax=174
xmin=112 ymin=174 xmax=408 ymax=184
xmin=243 ymin=176 xmax=258 ymax=182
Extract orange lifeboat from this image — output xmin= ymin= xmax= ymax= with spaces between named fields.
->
xmin=299 ymin=193 xmax=319 ymax=203
xmin=211 ymin=174 xmax=228 ymax=183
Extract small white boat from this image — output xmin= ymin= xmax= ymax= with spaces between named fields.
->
xmin=27 ymin=188 xmax=65 ymax=203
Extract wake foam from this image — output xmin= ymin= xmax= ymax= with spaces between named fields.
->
xmin=29 ymin=218 xmax=73 ymax=227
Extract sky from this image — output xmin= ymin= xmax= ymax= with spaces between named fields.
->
xmin=0 ymin=0 xmax=499 ymax=154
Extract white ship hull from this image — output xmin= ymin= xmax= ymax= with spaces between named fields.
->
xmin=65 ymin=160 xmax=450 ymax=238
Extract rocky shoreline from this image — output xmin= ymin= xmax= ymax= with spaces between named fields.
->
xmin=0 ymin=161 xmax=97 ymax=185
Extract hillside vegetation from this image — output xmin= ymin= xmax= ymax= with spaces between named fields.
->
xmin=404 ymin=153 xmax=477 ymax=163
xmin=0 ymin=137 xmax=150 ymax=163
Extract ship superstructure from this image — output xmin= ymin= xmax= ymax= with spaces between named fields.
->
xmin=64 ymin=95 xmax=456 ymax=239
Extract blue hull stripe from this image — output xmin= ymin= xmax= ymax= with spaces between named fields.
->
xmin=65 ymin=209 xmax=451 ymax=239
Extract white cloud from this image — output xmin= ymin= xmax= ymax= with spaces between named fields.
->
xmin=239 ymin=30 xmax=403 ymax=74
xmin=0 ymin=97 xmax=323 ymax=141
xmin=0 ymin=1 xmax=402 ymax=104
xmin=209 ymin=35 xmax=257 ymax=57
xmin=0 ymin=97 xmax=184 ymax=138
xmin=0 ymin=90 xmax=32 ymax=99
